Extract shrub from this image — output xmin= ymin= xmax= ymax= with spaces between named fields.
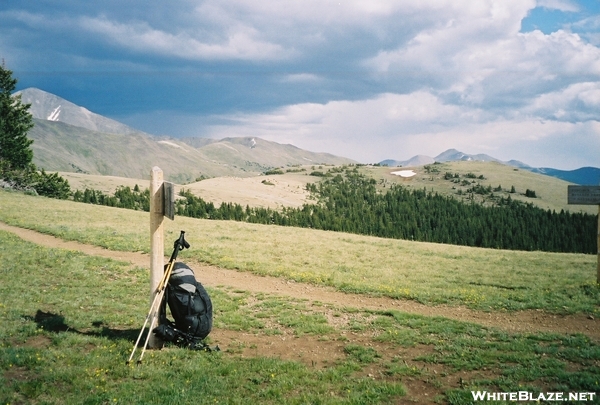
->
xmin=32 ymin=169 xmax=71 ymax=199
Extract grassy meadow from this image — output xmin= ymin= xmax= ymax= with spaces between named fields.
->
xmin=0 ymin=201 xmax=599 ymax=403
xmin=0 ymin=189 xmax=597 ymax=315
xmin=361 ymin=161 xmax=598 ymax=215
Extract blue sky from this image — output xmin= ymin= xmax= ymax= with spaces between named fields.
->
xmin=2 ymin=0 xmax=599 ymax=169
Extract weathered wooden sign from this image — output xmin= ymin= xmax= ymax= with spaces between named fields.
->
xmin=567 ymin=185 xmax=600 ymax=205
xmin=163 ymin=181 xmax=175 ymax=220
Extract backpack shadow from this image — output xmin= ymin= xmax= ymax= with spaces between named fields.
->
xmin=23 ymin=309 xmax=140 ymax=342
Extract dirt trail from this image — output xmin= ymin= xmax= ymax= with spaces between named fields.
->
xmin=1 ymin=221 xmax=597 ymax=340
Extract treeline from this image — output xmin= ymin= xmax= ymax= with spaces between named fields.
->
xmin=72 ymin=185 xmax=150 ymax=211
xmin=296 ymin=170 xmax=595 ymax=253
xmin=72 ymin=168 xmax=597 ymax=254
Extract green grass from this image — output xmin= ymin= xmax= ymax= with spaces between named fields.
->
xmin=1 ymin=230 xmax=599 ymax=404
xmin=0 ymin=230 xmax=405 ymax=404
xmin=1 ymin=190 xmax=598 ymax=314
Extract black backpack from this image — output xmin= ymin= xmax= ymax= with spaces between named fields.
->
xmin=155 ymin=262 xmax=213 ymax=347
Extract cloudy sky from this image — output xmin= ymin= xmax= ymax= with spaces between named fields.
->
xmin=2 ymin=0 xmax=599 ymax=169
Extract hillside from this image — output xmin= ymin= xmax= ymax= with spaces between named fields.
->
xmin=17 ymin=88 xmax=356 ymax=182
xmin=58 ymin=160 xmax=596 ymax=215
xmin=362 ymin=161 xmax=598 ymax=215
xmin=1 ymin=192 xmax=597 ymax=404
xmin=28 ymin=119 xmax=244 ymax=183
xmin=59 ymin=169 xmax=320 ymax=209
xmin=531 ymin=166 xmax=600 ymax=185
xmin=26 ymin=118 xmax=355 ymax=183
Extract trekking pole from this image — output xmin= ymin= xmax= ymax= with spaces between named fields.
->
xmin=126 ymin=269 xmax=171 ymax=364
xmin=136 ymin=237 xmax=185 ymax=363
xmin=127 ymin=231 xmax=190 ymax=365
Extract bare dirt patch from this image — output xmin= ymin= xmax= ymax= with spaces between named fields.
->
xmin=15 ymin=335 xmax=52 ymax=350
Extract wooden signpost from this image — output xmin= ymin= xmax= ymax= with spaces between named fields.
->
xmin=149 ymin=167 xmax=175 ymax=348
xmin=567 ymin=185 xmax=600 ymax=284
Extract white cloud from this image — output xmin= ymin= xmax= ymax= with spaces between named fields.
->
xmin=367 ymin=21 xmax=600 ymax=110
xmin=79 ymin=16 xmax=291 ymax=61
xmin=195 ymin=89 xmax=599 ymax=168
xmin=536 ymin=0 xmax=579 ymax=12
xmin=525 ymin=81 xmax=600 ymax=120
xmin=4 ymin=0 xmax=600 ymax=169
xmin=1 ymin=10 xmax=66 ymax=28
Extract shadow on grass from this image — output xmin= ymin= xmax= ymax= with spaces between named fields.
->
xmin=24 ymin=310 xmax=140 ymax=342
xmin=26 ymin=310 xmax=220 ymax=353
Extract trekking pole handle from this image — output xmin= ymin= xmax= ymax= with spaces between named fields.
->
xmin=168 ymin=230 xmax=190 ymax=264
xmin=177 ymin=230 xmax=190 ymax=250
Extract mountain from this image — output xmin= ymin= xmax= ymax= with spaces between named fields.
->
xmin=529 ymin=167 xmax=600 ymax=186
xmin=381 ymin=149 xmax=500 ymax=168
xmin=15 ymin=88 xmax=147 ymax=136
xmin=380 ymin=155 xmax=434 ymax=167
xmin=380 ymin=149 xmax=599 ymax=185
xmin=434 ymin=149 xmax=499 ymax=163
xmin=17 ymin=88 xmax=356 ymax=183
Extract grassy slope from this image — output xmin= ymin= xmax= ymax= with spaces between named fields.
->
xmin=362 ymin=161 xmax=598 ymax=215
xmin=0 ymin=190 xmax=597 ymax=314
xmin=0 ymin=193 xmax=599 ymax=404
xmin=0 ymin=230 xmax=406 ymax=404
xmin=29 ymin=119 xmax=244 ymax=183
xmin=58 ymin=170 xmax=321 ymax=209
xmin=58 ymin=161 xmax=597 ymax=215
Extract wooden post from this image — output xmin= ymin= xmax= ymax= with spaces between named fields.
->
xmin=149 ymin=167 xmax=165 ymax=349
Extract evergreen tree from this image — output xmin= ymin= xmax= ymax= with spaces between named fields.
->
xmin=32 ymin=169 xmax=71 ymax=199
xmin=0 ymin=64 xmax=34 ymax=171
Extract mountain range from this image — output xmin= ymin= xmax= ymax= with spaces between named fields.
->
xmin=14 ymin=88 xmax=600 ymax=185
xmin=16 ymin=88 xmax=355 ymax=183
xmin=380 ymin=150 xmax=599 ymax=186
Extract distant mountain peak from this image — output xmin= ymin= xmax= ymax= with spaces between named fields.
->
xmin=433 ymin=149 xmax=498 ymax=163
xmin=14 ymin=87 xmax=145 ymax=136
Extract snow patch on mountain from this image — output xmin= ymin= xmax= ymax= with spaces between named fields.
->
xmin=47 ymin=105 xmax=61 ymax=121
xmin=158 ymin=140 xmax=182 ymax=149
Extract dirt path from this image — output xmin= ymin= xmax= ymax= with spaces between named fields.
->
xmin=1 ymin=221 xmax=597 ymax=340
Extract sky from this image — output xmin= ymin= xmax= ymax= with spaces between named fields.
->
xmin=2 ymin=0 xmax=600 ymax=170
